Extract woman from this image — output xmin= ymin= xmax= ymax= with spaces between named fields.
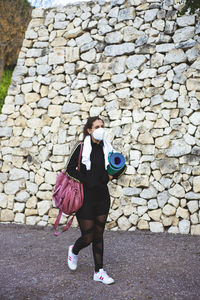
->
xmin=66 ymin=116 xmax=125 ymax=285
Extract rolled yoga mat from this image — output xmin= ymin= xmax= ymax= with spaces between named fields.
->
xmin=107 ymin=152 xmax=126 ymax=175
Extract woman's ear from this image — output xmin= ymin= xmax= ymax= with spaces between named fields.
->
xmin=87 ymin=128 xmax=92 ymax=135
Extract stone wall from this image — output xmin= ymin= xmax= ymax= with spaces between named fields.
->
xmin=0 ymin=0 xmax=200 ymax=235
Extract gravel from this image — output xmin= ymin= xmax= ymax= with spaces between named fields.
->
xmin=0 ymin=224 xmax=200 ymax=300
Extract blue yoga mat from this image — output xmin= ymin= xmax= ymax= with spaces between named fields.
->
xmin=107 ymin=152 xmax=125 ymax=175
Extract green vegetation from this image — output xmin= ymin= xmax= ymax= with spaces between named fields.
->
xmin=180 ymin=0 xmax=200 ymax=15
xmin=0 ymin=69 xmax=13 ymax=113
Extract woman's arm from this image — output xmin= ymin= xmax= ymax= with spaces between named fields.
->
xmin=66 ymin=144 xmax=86 ymax=183
xmin=112 ymin=165 xmax=127 ymax=180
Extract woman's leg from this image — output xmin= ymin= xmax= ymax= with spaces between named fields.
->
xmin=72 ymin=217 xmax=95 ymax=255
xmin=92 ymin=214 xmax=108 ymax=272
xmin=92 ymin=214 xmax=115 ymax=284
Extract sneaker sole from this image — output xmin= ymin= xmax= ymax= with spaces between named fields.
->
xmin=93 ymin=278 xmax=115 ymax=285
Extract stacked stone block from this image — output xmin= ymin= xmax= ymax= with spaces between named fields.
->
xmin=0 ymin=0 xmax=200 ymax=234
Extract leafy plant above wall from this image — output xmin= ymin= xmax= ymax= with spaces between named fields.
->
xmin=180 ymin=0 xmax=200 ymax=15
xmin=0 ymin=69 xmax=13 ymax=113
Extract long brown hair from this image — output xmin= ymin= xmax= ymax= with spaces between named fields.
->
xmin=83 ymin=116 xmax=104 ymax=139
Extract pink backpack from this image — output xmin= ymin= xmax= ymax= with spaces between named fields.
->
xmin=53 ymin=143 xmax=83 ymax=236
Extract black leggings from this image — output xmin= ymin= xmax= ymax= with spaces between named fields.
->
xmin=72 ymin=214 xmax=108 ymax=272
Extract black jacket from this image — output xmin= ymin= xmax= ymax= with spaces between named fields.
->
xmin=66 ymin=141 xmax=126 ymax=189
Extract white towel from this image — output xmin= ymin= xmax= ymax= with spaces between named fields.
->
xmin=82 ymin=135 xmax=114 ymax=170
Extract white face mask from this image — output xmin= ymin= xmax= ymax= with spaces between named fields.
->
xmin=92 ymin=128 xmax=105 ymax=141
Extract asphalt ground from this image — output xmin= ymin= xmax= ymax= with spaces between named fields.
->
xmin=0 ymin=223 xmax=200 ymax=300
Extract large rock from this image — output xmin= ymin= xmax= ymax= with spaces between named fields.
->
xmin=26 ymin=196 xmax=37 ymax=209
xmin=138 ymin=69 xmax=157 ymax=79
xmin=81 ymin=49 xmax=96 ymax=62
xmin=123 ymin=187 xmax=142 ymax=196
xmin=4 ymin=181 xmax=20 ymax=195
xmin=130 ymin=175 xmax=149 ymax=188
xmin=25 ymin=93 xmax=40 ymax=104
xmin=164 ymin=89 xmax=179 ymax=101
xmin=37 ymin=65 xmax=52 ymax=75
xmin=126 ymin=55 xmax=146 ymax=69
xmin=177 ymin=16 xmax=195 ymax=27
xmin=118 ymin=7 xmax=135 ymax=21
xmin=148 ymin=209 xmax=162 ymax=221
xmin=193 ymin=176 xmax=200 ymax=193
xmin=144 ymin=9 xmax=158 ymax=22
xmin=123 ymin=27 xmax=143 ymax=42
xmin=105 ymin=32 xmax=123 ymax=44
xmin=189 ymin=112 xmax=200 ymax=125
xmin=62 ymin=103 xmax=80 ymax=113
xmin=162 ymin=204 xmax=176 ymax=216
xmin=109 ymin=185 xmax=122 ymax=198
xmin=9 ymin=168 xmax=29 ymax=180
xmin=117 ymin=216 xmax=131 ymax=230
xmin=140 ymin=187 xmax=157 ymax=199
xmin=191 ymin=225 xmax=200 ymax=235
xmin=173 ymin=27 xmax=195 ymax=43
xmin=37 ymin=200 xmax=52 ymax=216
xmin=1 ymin=209 xmax=14 ymax=222
xmin=166 ymin=140 xmax=191 ymax=157
xmin=179 ymin=219 xmax=190 ymax=234
xmin=14 ymin=202 xmax=25 ymax=213
xmin=53 ymin=144 xmax=70 ymax=156
xmin=129 ymin=214 xmax=139 ymax=225
xmin=76 ymin=33 xmax=93 ymax=47
xmin=176 ymin=207 xmax=189 ymax=219
xmin=66 ymin=47 xmax=79 ymax=62
xmin=15 ymin=191 xmax=30 ymax=202
xmin=64 ymin=27 xmax=82 ymax=39
xmin=26 ymin=182 xmax=38 ymax=195
xmin=26 ymin=49 xmax=42 ymax=58
xmin=104 ymin=43 xmax=135 ymax=56
xmin=137 ymin=219 xmax=149 ymax=230
xmin=14 ymin=213 xmax=25 ymax=224
xmin=157 ymin=191 xmax=169 ymax=208
xmin=26 ymin=216 xmax=40 ymax=225
xmin=131 ymin=197 xmax=147 ymax=206
xmin=155 ymin=137 xmax=170 ymax=149
xmin=0 ymin=127 xmax=13 ymax=137
xmin=148 ymin=199 xmax=158 ymax=210
xmin=49 ymin=50 xmax=65 ymax=65
xmin=169 ymin=184 xmax=185 ymax=198
xmin=108 ymin=6 xmax=119 ymax=18
xmin=187 ymin=201 xmax=198 ymax=214
xmin=187 ymin=79 xmax=200 ymax=91
xmin=149 ymin=222 xmax=164 ymax=233
xmin=0 ymin=193 xmax=7 ymax=208
xmin=164 ymin=49 xmax=187 ymax=64
xmin=32 ymin=8 xmax=45 ymax=18
xmin=45 ymin=172 xmax=57 ymax=185
xmin=159 ymin=158 xmax=179 ymax=174
xmin=110 ymin=208 xmax=123 ymax=221
xmin=1 ymin=105 xmax=15 ymax=115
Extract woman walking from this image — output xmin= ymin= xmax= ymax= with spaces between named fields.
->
xmin=66 ymin=116 xmax=125 ymax=285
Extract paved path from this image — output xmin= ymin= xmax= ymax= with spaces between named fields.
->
xmin=0 ymin=224 xmax=200 ymax=300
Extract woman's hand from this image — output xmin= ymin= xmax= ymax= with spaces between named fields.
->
xmin=108 ymin=175 xmax=113 ymax=181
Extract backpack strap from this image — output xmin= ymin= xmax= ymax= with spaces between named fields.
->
xmin=54 ymin=209 xmax=75 ymax=236
xmin=64 ymin=141 xmax=83 ymax=171
xmin=77 ymin=142 xmax=83 ymax=171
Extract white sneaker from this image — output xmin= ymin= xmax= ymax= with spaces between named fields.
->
xmin=67 ymin=245 xmax=78 ymax=271
xmin=93 ymin=269 xmax=115 ymax=285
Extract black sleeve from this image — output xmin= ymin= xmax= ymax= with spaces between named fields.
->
xmin=66 ymin=144 xmax=86 ymax=184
